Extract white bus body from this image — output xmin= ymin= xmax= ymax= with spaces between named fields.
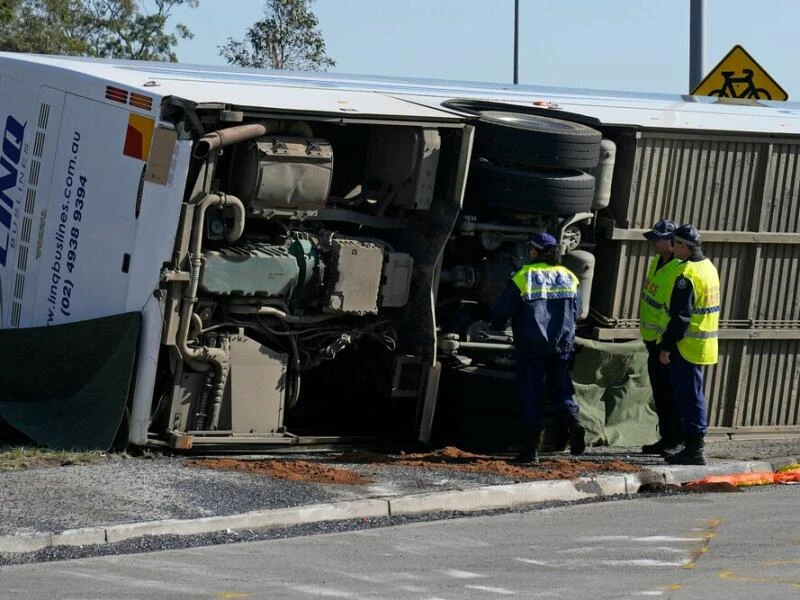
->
xmin=1 ymin=53 xmax=799 ymax=450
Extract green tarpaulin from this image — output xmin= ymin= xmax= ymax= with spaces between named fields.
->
xmin=0 ymin=312 xmax=140 ymax=451
xmin=433 ymin=336 xmax=659 ymax=451
xmin=572 ymin=337 xmax=658 ymax=447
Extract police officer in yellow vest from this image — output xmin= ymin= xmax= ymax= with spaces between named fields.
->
xmin=490 ymin=232 xmax=585 ymax=464
xmin=659 ymin=224 xmax=720 ymax=465
xmin=639 ymin=219 xmax=684 ymax=457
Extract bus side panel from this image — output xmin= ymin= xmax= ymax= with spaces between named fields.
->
xmin=0 ymin=76 xmax=50 ymax=329
xmin=124 ymin=136 xmax=190 ymax=313
xmin=32 ymin=95 xmax=150 ymax=326
xmin=125 ymin=139 xmax=191 ymax=445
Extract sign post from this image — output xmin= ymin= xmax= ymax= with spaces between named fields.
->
xmin=691 ymin=45 xmax=788 ymax=101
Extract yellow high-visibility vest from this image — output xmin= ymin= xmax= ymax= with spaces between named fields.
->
xmin=639 ymin=256 xmax=682 ymax=342
xmin=674 ymin=259 xmax=720 ymax=365
xmin=512 ymin=264 xmax=578 ymax=300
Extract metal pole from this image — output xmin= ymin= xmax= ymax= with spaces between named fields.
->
xmin=513 ymin=0 xmax=519 ymax=84
xmin=689 ymin=0 xmax=706 ymax=90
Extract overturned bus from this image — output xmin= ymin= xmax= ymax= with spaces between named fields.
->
xmin=1 ymin=53 xmax=798 ymax=451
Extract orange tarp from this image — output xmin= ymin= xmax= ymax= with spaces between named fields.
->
xmin=686 ymin=466 xmax=800 ymax=487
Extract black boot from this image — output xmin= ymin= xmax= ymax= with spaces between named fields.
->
xmin=659 ymin=439 xmax=683 ymax=458
xmin=641 ymin=438 xmax=683 ymax=456
xmin=568 ymin=423 xmax=586 ymax=456
xmin=542 ymin=422 xmax=569 ymax=453
xmin=665 ymin=435 xmax=705 ymax=465
xmin=641 ymin=438 xmax=669 ymax=454
xmin=511 ymin=425 xmax=542 ymax=464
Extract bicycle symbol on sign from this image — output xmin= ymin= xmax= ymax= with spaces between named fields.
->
xmin=709 ymin=69 xmax=772 ymax=100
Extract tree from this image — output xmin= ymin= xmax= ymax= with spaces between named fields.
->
xmin=0 ymin=0 xmax=89 ymax=55
xmin=0 ymin=1 xmax=20 ymax=26
xmin=86 ymin=0 xmax=199 ymax=62
xmin=219 ymin=0 xmax=334 ymax=71
xmin=0 ymin=0 xmax=198 ymax=61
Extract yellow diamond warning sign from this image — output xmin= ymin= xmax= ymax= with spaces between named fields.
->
xmin=692 ymin=45 xmax=787 ymax=101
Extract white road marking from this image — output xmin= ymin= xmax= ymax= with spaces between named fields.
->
xmin=464 ymin=584 xmax=516 ymax=595
xmin=443 ymin=569 xmax=484 ymax=579
xmin=557 ymin=545 xmax=687 ymax=555
xmin=286 ymin=584 xmax=357 ymax=598
xmin=514 ymin=558 xmax=551 ymax=565
xmin=598 ymin=559 xmax=692 ymax=567
xmin=631 ymin=536 xmax=700 ymax=543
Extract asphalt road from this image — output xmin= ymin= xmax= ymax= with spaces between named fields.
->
xmin=2 ymin=485 xmax=797 ymax=599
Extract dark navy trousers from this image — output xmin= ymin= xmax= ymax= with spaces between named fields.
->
xmin=645 ymin=341 xmax=683 ymax=443
xmin=667 ymin=350 xmax=708 ymax=436
xmin=515 ymin=348 xmax=579 ymax=428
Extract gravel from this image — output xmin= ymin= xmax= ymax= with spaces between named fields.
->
xmin=0 ymin=437 xmax=797 ymax=566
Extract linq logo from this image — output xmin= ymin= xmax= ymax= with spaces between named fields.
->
xmin=0 ymin=114 xmax=26 ymax=267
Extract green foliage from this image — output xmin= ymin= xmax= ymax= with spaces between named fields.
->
xmin=0 ymin=0 xmax=198 ymax=61
xmin=0 ymin=1 xmax=21 ymax=26
xmin=219 ymin=0 xmax=335 ymax=71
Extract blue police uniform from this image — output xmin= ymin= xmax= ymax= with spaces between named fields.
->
xmin=490 ymin=233 xmax=584 ymax=461
xmin=639 ymin=219 xmax=684 ymax=455
xmin=659 ymin=224 xmax=721 ymax=465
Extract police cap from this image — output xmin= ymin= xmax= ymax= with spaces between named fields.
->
xmin=526 ymin=232 xmax=558 ymax=250
xmin=643 ymin=219 xmax=676 ymax=241
xmin=673 ymin=224 xmax=702 ymax=248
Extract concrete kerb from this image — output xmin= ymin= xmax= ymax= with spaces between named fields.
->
xmin=388 ymin=473 xmax=635 ymax=516
xmin=0 ymin=532 xmax=52 ymax=554
xmin=103 ymin=498 xmax=392 ymax=544
xmin=1 ymin=458 xmax=797 ymax=555
xmin=0 ymin=499 xmax=392 ymax=555
xmin=0 ymin=474 xmax=641 ymax=554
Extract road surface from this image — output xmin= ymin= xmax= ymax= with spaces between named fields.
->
xmin=2 ymin=486 xmax=798 ymax=599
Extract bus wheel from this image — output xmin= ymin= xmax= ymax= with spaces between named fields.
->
xmin=474 ymin=111 xmax=602 ymax=170
xmin=466 ymin=162 xmax=595 ymax=215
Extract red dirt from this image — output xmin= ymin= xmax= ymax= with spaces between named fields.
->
xmin=188 ymin=446 xmax=641 ymax=484
xmin=188 ymin=458 xmax=371 ymax=484
xmin=374 ymin=447 xmax=640 ymax=481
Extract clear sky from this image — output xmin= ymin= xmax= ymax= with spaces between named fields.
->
xmin=171 ymin=0 xmax=800 ymax=98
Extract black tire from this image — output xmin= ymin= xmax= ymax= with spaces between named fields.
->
xmin=467 ymin=163 xmax=595 ymax=215
xmin=474 ymin=111 xmax=602 ymax=169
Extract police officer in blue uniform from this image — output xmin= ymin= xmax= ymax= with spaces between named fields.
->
xmin=490 ymin=232 xmax=585 ymax=463
xmin=639 ymin=219 xmax=684 ymax=457
xmin=659 ymin=224 xmax=721 ymax=465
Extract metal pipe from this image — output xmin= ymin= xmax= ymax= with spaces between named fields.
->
xmin=193 ymin=120 xmax=315 ymax=159
xmin=513 ymin=0 xmax=520 ymax=84
xmin=228 ymin=304 xmax=339 ymax=324
xmin=458 ymin=341 xmax=515 ymax=351
xmin=459 ymin=220 xmax=540 ymax=234
xmin=176 ymin=192 xmax=246 ymax=429
xmin=194 ymin=123 xmax=269 ymax=159
xmin=689 ymin=0 xmax=706 ymax=90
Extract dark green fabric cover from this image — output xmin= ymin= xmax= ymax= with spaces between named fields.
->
xmin=572 ymin=337 xmax=658 ymax=446
xmin=0 ymin=312 xmax=140 ymax=450
xmin=433 ymin=336 xmax=660 ymax=451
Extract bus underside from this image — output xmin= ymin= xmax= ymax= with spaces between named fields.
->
xmin=143 ymin=98 xmax=607 ymax=451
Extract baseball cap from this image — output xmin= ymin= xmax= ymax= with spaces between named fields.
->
xmin=673 ymin=224 xmax=702 ymax=248
xmin=526 ymin=232 xmax=558 ymax=249
xmin=643 ymin=219 xmax=676 ymax=241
